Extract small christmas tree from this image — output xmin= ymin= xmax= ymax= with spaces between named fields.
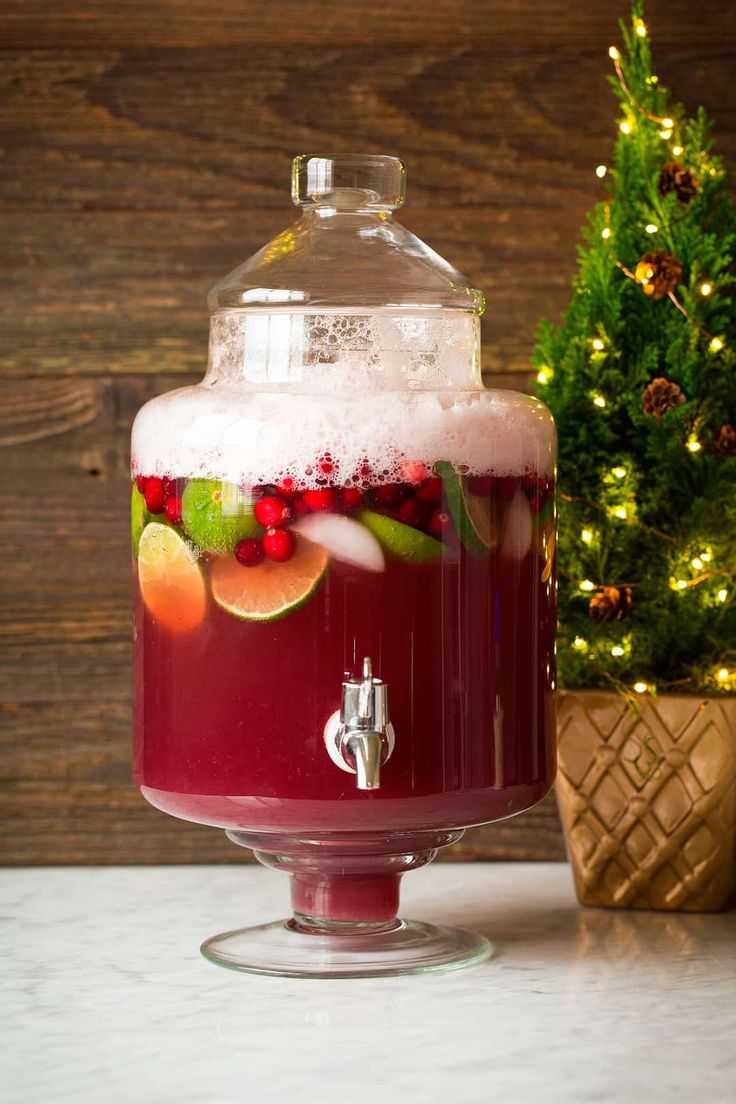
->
xmin=534 ymin=2 xmax=736 ymax=697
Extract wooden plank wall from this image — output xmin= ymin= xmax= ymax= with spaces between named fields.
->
xmin=2 ymin=1 xmax=735 ymax=864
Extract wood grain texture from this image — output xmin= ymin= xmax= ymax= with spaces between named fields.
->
xmin=1 ymin=0 xmax=734 ymax=865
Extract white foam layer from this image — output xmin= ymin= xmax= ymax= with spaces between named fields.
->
xmin=132 ymin=384 xmax=556 ymax=484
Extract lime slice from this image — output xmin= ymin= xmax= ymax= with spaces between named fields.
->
xmin=211 ymin=538 xmax=328 ymax=622
xmin=131 ymin=486 xmax=149 ymax=554
xmin=359 ymin=510 xmax=443 ymax=564
xmin=181 ymin=479 xmax=263 ymax=554
xmin=434 ymin=461 xmax=497 ymax=556
xmin=137 ymin=522 xmax=207 ymax=633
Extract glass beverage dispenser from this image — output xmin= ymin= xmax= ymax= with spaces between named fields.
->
xmin=131 ymin=155 xmax=557 ymax=977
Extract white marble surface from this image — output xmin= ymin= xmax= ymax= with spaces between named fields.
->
xmin=2 ymin=862 xmax=734 ymax=1104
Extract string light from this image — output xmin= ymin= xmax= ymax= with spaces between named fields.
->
xmin=573 ymin=636 xmax=588 ymax=651
xmin=580 ymin=580 xmax=595 ymax=592
xmin=612 ymin=466 xmax=626 ymax=479
xmin=581 ymin=529 xmax=593 ymax=544
xmin=672 ymin=144 xmax=683 ymax=156
xmin=645 ymin=223 xmax=658 ymax=234
xmin=592 ymin=338 xmax=605 ymax=351
xmin=701 ymin=552 xmax=712 ymax=563
xmin=601 ymin=227 xmax=611 ymax=240
xmin=611 ymin=645 xmax=625 ymax=657
xmin=596 ymin=164 xmax=607 ymax=178
xmin=661 ymin=118 xmax=674 ymax=130
xmin=676 ymin=579 xmax=688 ymax=590
xmin=613 ymin=507 xmax=628 ymax=520
xmin=659 ymin=129 xmax=672 ymax=140
xmin=699 ymin=282 xmax=713 ymax=296
xmin=635 ymin=18 xmax=647 ymax=37
xmin=686 ymin=435 xmax=701 ymax=453
xmin=536 ymin=368 xmax=551 ymax=384
xmin=709 ymin=336 xmax=724 ymax=353
xmin=620 ymin=121 xmax=631 ymax=135
xmin=691 ymin=557 xmax=704 ymax=570
xmin=592 ymin=394 xmax=606 ymax=408
xmin=717 ymin=668 xmax=730 ymax=683
xmin=717 ymin=588 xmax=728 ymax=602
xmin=608 ymin=46 xmax=620 ymax=60
xmin=633 ymin=682 xmax=649 ymax=694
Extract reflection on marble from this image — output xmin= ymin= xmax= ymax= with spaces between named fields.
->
xmin=1 ymin=863 xmax=734 ymax=1104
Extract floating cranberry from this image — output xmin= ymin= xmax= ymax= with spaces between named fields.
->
xmin=144 ymin=477 xmax=166 ymax=514
xmin=396 ymin=497 xmax=429 ymax=529
xmin=254 ymin=494 xmax=292 ymax=528
xmin=135 ymin=475 xmax=147 ymax=494
xmin=235 ymin=537 xmax=265 ymax=567
xmin=399 ymin=460 xmax=428 ymax=485
xmin=468 ymin=475 xmax=495 ymax=497
xmin=428 ymin=509 xmax=452 ymax=538
xmin=341 ymin=488 xmax=364 ymax=510
xmin=416 ymin=477 xmax=442 ymax=503
xmin=263 ymin=527 xmax=296 ymax=563
xmin=303 ymin=488 xmax=337 ymax=512
xmin=164 ymin=495 xmax=182 ymax=524
xmin=373 ymin=483 xmax=409 ymax=508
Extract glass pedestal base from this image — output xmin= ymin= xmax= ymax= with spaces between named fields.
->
xmin=198 ymin=827 xmax=492 ymax=978
xmin=201 ymin=918 xmax=492 ymax=978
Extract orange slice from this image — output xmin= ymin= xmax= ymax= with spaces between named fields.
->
xmin=211 ymin=537 xmax=328 ymax=622
xmin=138 ymin=522 xmax=207 ymax=633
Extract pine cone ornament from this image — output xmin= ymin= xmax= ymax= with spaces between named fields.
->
xmin=588 ymin=586 xmax=634 ymax=622
xmin=658 ymin=161 xmax=698 ymax=204
xmin=714 ymin=424 xmax=736 ymax=458
xmin=642 ymin=377 xmax=686 ymax=418
xmin=635 ymin=250 xmax=683 ymax=299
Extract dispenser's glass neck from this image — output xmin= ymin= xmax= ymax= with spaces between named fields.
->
xmin=292 ymin=154 xmax=406 ymax=214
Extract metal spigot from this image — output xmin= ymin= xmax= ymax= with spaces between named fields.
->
xmin=323 ymin=657 xmax=395 ymax=790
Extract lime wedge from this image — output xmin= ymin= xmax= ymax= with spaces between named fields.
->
xmin=131 ymin=486 xmax=149 ymax=554
xmin=182 ymin=479 xmax=262 ymax=554
xmin=211 ymin=538 xmax=328 ymax=622
xmin=434 ymin=460 xmax=497 ymax=556
xmin=137 ymin=522 xmax=207 ymax=633
xmin=358 ymin=510 xmax=443 ymax=564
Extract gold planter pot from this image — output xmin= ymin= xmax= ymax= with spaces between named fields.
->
xmin=556 ymin=691 xmax=736 ymax=912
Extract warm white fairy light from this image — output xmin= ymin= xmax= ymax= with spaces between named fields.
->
xmin=659 ymin=129 xmax=672 ymax=140
xmin=580 ymin=580 xmax=595 ymax=592
xmin=687 ymin=435 xmax=702 ymax=453
xmin=573 ymin=636 xmax=588 ymax=651
xmin=672 ymin=144 xmax=684 ymax=156
xmin=581 ymin=529 xmax=593 ymax=544
xmin=611 ymin=645 xmax=625 ymax=657
xmin=701 ymin=552 xmax=712 ymax=563
xmin=612 ymin=466 xmax=626 ymax=479
xmin=717 ymin=588 xmax=728 ymax=602
xmin=592 ymin=338 xmax=605 ymax=351
xmin=717 ymin=668 xmax=730 ymax=682
xmin=645 ymin=223 xmax=658 ymax=234
xmin=691 ymin=557 xmax=704 ymax=570
xmin=596 ymin=164 xmax=607 ymax=178
xmin=635 ymin=18 xmax=648 ymax=37
xmin=537 ymin=368 xmax=551 ymax=384
xmin=601 ymin=227 xmax=612 ymax=240
xmin=709 ymin=336 xmax=724 ymax=353
xmin=700 ymin=282 xmax=713 ymax=296
xmin=661 ymin=118 xmax=674 ymax=130
xmin=676 ymin=579 xmax=688 ymax=590
xmin=613 ymin=506 xmax=628 ymax=520
xmin=593 ymin=394 xmax=606 ymax=408
xmin=620 ymin=121 xmax=631 ymax=135
xmin=609 ymin=46 xmax=620 ymax=60
xmin=633 ymin=681 xmax=649 ymax=693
